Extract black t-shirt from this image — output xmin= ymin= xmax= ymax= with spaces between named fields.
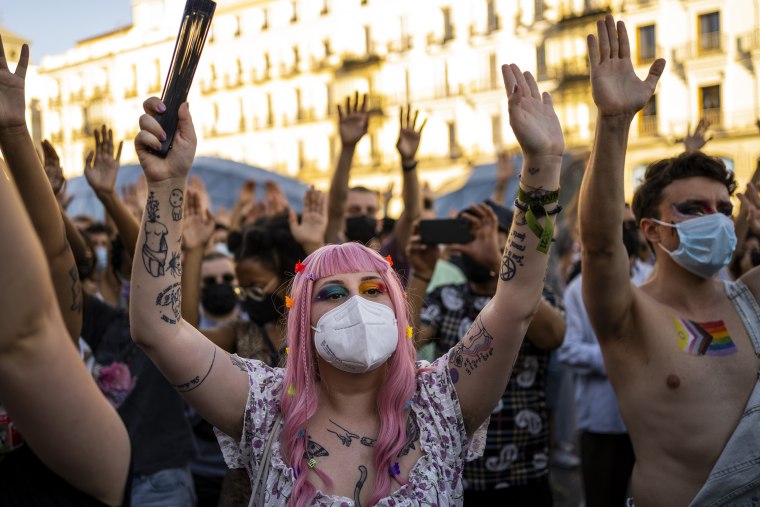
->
xmin=82 ymin=294 xmax=196 ymax=475
xmin=0 ymin=445 xmax=127 ymax=506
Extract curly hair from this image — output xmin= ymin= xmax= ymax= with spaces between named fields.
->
xmin=232 ymin=214 xmax=306 ymax=282
xmin=631 ymin=152 xmax=736 ymax=223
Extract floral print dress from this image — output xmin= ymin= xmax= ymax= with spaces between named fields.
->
xmin=215 ymin=353 xmax=487 ymax=506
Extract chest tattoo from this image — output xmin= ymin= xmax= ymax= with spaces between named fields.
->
xmin=674 ymin=318 xmax=737 ymax=356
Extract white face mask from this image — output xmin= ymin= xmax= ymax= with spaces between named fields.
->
xmin=312 ymin=295 xmax=398 ymax=374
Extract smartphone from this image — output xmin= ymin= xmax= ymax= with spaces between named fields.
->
xmin=419 ymin=218 xmax=474 ymax=244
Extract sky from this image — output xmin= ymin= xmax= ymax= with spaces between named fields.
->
xmin=0 ymin=1 xmax=133 ymax=64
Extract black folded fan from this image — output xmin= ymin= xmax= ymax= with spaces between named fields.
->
xmin=154 ymin=0 xmax=216 ymax=157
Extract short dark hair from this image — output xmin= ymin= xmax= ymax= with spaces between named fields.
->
xmin=349 ymin=186 xmax=379 ymax=197
xmin=235 ymin=214 xmax=306 ymax=281
xmin=631 ymin=152 xmax=736 ymax=223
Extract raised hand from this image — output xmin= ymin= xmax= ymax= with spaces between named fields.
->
xmin=188 ymin=175 xmax=211 ymax=215
xmin=41 ymin=139 xmax=65 ymax=195
xmin=289 ymin=186 xmax=327 ymax=253
xmin=684 ymin=118 xmax=713 ymax=153
xmin=337 ymin=91 xmax=369 ymax=146
xmin=182 ymin=187 xmax=215 ymax=251
xmin=496 ymin=151 xmax=517 ymax=185
xmin=406 ymin=225 xmax=439 ymax=279
xmin=84 ymin=125 xmax=124 ymax=196
xmin=588 ymin=15 xmax=666 ymax=118
xmin=396 ymin=104 xmax=426 ymax=163
xmin=502 ymin=64 xmax=564 ymax=157
xmin=135 ymin=98 xmax=196 ymax=183
xmin=0 ymin=36 xmax=28 ymax=129
xmin=264 ymin=180 xmax=288 ymax=215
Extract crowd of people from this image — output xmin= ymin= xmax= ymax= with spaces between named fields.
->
xmin=0 ymin=14 xmax=759 ymax=507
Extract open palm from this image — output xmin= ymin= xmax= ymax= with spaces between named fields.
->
xmin=502 ymin=64 xmax=564 ymax=157
xmin=589 ymin=16 xmax=665 ymax=117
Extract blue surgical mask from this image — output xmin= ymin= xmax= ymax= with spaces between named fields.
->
xmin=651 ymin=213 xmax=736 ymax=279
xmin=95 ymin=246 xmax=108 ymax=272
xmin=214 ymin=242 xmax=232 ymax=257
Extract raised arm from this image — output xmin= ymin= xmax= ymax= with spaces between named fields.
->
xmin=129 ymin=97 xmax=250 ymax=440
xmin=392 ymin=105 xmax=425 ymax=252
xmin=0 ymin=38 xmax=82 ymax=342
xmin=452 ymin=64 xmax=563 ymax=434
xmin=578 ymin=16 xmax=665 ymax=338
xmin=0 ymin=44 xmax=129 ymax=507
xmin=180 ymin=187 xmax=216 ymax=328
xmin=324 ymin=92 xmax=368 ymax=244
xmin=289 ymin=185 xmax=328 ymax=255
xmin=84 ymin=125 xmax=140 ymax=259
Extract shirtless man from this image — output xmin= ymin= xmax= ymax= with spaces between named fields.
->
xmin=579 ymin=16 xmax=760 ymax=506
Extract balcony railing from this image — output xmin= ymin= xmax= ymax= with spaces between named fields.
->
xmin=251 ymin=68 xmax=271 ymax=84
xmin=225 ymin=74 xmax=244 ymax=89
xmin=638 ymin=114 xmax=658 ymax=136
xmin=280 ymin=62 xmax=300 ymax=78
xmin=469 ymin=15 xmax=501 ymax=38
xmin=557 ymin=1 xmax=611 ymax=23
xmin=738 ymin=29 xmax=760 ymax=53
xmin=427 ymin=27 xmax=456 ymax=46
xmin=701 ymin=108 xmax=721 ymax=128
xmin=48 ymin=96 xmax=63 ymax=108
xmin=672 ymin=33 xmax=727 ymax=62
xmin=339 ymin=46 xmax=381 ymax=71
xmin=200 ymin=80 xmax=218 ymax=95
xmin=387 ymin=35 xmax=413 ymax=54
xmin=544 ymin=57 xmax=590 ymax=81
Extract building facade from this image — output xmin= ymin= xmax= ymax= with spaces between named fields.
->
xmin=30 ymin=0 xmax=760 ymax=202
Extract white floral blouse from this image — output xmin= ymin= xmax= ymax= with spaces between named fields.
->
xmin=215 ymin=353 xmax=488 ymax=506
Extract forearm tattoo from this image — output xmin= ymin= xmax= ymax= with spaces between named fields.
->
xmin=449 ymin=315 xmax=494 ymax=383
xmin=500 ymin=230 xmax=526 ymax=281
xmin=169 ymin=189 xmax=184 ymax=221
xmin=167 ymin=251 xmax=182 ymax=277
xmin=156 ymin=282 xmax=181 ymax=324
xmin=68 ymin=265 xmax=82 ymax=313
xmin=142 ymin=191 xmax=169 ymax=277
xmin=174 ymin=346 xmax=216 ymax=392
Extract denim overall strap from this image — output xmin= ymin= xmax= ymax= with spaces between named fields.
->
xmin=686 ymin=281 xmax=760 ymax=506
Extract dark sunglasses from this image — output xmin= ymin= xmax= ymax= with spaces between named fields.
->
xmin=202 ymin=273 xmax=235 ymax=286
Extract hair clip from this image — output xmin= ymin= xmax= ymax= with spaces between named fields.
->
xmin=295 ymin=260 xmax=306 ymax=273
xmin=297 ymin=429 xmax=305 ymax=438
xmin=285 ymin=347 xmax=289 ymax=355
xmin=406 ymin=326 xmax=413 ymax=339
xmin=306 ymin=273 xmax=317 ymax=282
xmin=389 ymin=462 xmax=401 ymax=477
xmin=287 ymin=385 xmax=296 ymax=397
xmin=285 ymin=296 xmax=294 ymax=309
xmin=307 ymin=458 xmax=317 ymax=469
xmin=385 ymin=255 xmax=394 ymax=267
xmin=404 ymin=399 xmax=413 ymax=410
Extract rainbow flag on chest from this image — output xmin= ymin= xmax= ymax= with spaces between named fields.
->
xmin=674 ymin=318 xmax=737 ymax=356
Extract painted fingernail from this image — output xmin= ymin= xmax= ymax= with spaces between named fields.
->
xmin=157 ymin=103 xmax=167 ymax=112
xmin=159 ymin=133 xmax=167 ymax=142
xmin=513 ymin=84 xmax=519 ymax=94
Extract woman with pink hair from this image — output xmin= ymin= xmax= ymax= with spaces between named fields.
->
xmin=129 ymin=62 xmax=563 ymax=506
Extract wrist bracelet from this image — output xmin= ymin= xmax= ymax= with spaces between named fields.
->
xmin=412 ymin=272 xmax=431 ymax=283
xmin=513 ymin=188 xmax=561 ymax=254
xmin=402 ymin=160 xmax=418 ymax=172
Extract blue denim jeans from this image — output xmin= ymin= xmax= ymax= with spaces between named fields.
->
xmin=132 ymin=465 xmax=197 ymax=507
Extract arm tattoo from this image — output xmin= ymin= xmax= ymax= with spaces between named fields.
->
xmin=396 ymin=411 xmax=419 ymax=457
xmin=169 ymin=189 xmax=184 ymax=221
xmin=68 ymin=265 xmax=82 ymax=313
xmin=174 ymin=346 xmax=216 ymax=392
xmin=156 ymin=282 xmax=181 ymax=324
xmin=327 ymin=420 xmax=376 ymax=448
xmin=354 ymin=465 xmax=368 ymax=507
xmin=527 ymin=167 xmax=540 ymax=175
xmin=167 ymin=251 xmax=182 ymax=277
xmin=449 ymin=315 xmax=494 ymax=380
xmin=142 ymin=191 xmax=169 ymax=277
xmin=500 ymin=230 xmax=526 ymax=281
xmin=229 ymin=353 xmax=247 ymax=372
xmin=305 ymin=438 xmax=330 ymax=458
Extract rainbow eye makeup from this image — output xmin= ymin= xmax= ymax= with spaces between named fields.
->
xmin=359 ymin=280 xmax=386 ymax=295
xmin=315 ymin=284 xmax=349 ymax=301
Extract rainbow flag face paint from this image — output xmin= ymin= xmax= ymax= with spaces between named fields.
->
xmin=674 ymin=318 xmax=737 ymax=356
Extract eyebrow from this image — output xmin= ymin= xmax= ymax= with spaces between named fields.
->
xmin=316 ymin=275 xmax=381 ymax=289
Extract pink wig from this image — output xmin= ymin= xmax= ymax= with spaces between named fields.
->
xmin=280 ymin=242 xmax=417 ymax=506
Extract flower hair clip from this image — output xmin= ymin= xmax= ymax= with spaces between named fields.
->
xmin=294 ymin=260 xmax=306 ymax=273
xmin=285 ymin=296 xmax=294 ymax=309
xmin=385 ymin=255 xmax=394 ymax=267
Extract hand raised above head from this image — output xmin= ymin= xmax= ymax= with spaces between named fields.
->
xmin=0 ymin=37 xmax=29 ymax=130
xmin=337 ymin=91 xmax=369 ymax=146
xmin=396 ymin=104 xmax=426 ymax=164
xmin=84 ymin=125 xmax=124 ymax=195
xmin=42 ymin=139 xmax=65 ymax=195
xmin=587 ymin=15 xmax=665 ymax=118
xmin=502 ymin=64 xmax=564 ymax=158
xmin=135 ymin=97 xmax=196 ymax=183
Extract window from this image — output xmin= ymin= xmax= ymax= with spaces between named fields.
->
xmin=323 ymin=39 xmax=332 ymax=57
xmin=535 ymin=0 xmax=545 ymax=21
xmin=486 ymin=0 xmax=499 ymax=32
xmin=321 ymin=0 xmax=330 ymax=15
xmin=536 ymin=43 xmax=547 ymax=80
xmin=698 ymin=12 xmax=720 ymax=53
xmin=266 ymin=93 xmax=274 ymax=126
xmin=295 ymin=88 xmax=303 ymax=119
xmin=637 ymin=24 xmax=656 ymax=63
xmin=290 ymin=1 xmax=298 ymax=23
xmin=235 ymin=15 xmax=242 ymax=37
xmin=638 ymin=94 xmax=657 ymax=136
xmin=489 ymin=53 xmax=499 ymax=89
xmin=364 ymin=25 xmax=373 ymax=54
xmin=262 ymin=9 xmax=269 ymax=30
xmin=700 ymin=85 xmax=721 ymax=126
xmin=491 ymin=114 xmax=502 ymax=149
xmin=443 ymin=8 xmax=455 ymax=42
xmin=298 ymin=140 xmax=306 ymax=170
xmin=448 ymin=121 xmax=460 ymax=158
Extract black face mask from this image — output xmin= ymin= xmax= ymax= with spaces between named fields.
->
xmin=345 ymin=215 xmax=377 ymax=244
xmin=201 ymin=284 xmax=238 ymax=316
xmin=457 ymin=253 xmax=497 ymax=284
xmin=242 ymin=294 xmax=285 ymax=326
xmin=750 ymin=250 xmax=760 ymax=267
xmin=622 ymin=225 xmax=641 ymax=259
